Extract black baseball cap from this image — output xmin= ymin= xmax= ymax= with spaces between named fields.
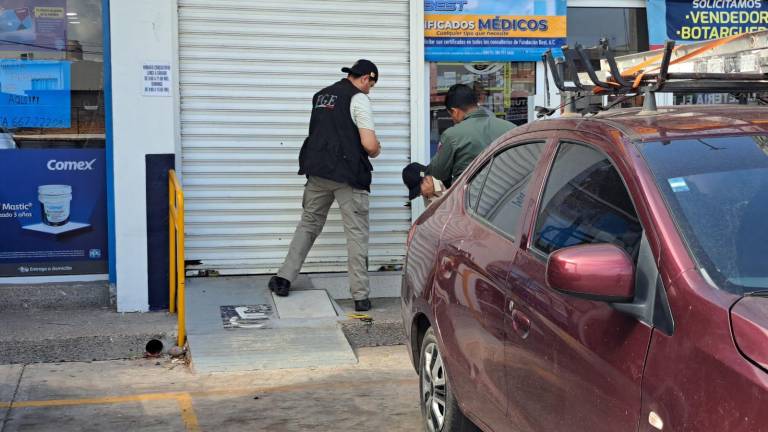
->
xmin=402 ymin=162 xmax=428 ymax=200
xmin=342 ymin=59 xmax=379 ymax=82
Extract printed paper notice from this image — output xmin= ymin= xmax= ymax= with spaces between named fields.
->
xmin=142 ymin=63 xmax=171 ymax=97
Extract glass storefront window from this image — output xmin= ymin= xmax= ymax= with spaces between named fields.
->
xmin=429 ymin=62 xmax=536 ymax=157
xmin=0 ymin=0 xmax=108 ymax=279
xmin=0 ymin=0 xmax=104 ymax=148
xmin=675 ymin=93 xmax=743 ymax=105
xmin=567 ymin=7 xmax=649 ymax=72
xmin=566 ymin=7 xmax=649 ymax=110
xmin=674 ymin=91 xmax=768 ymax=106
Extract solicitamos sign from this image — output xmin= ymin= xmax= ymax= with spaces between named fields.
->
xmin=649 ymin=0 xmax=768 ymax=48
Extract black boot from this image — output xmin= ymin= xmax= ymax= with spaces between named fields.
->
xmin=268 ymin=276 xmax=290 ymax=297
xmin=354 ymin=299 xmax=372 ymax=312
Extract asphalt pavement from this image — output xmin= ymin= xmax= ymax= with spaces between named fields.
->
xmin=0 ymin=346 xmax=421 ymax=432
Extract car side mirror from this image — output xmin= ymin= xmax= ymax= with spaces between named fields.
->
xmin=546 ymin=244 xmax=635 ymax=303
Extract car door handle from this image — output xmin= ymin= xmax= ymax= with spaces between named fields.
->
xmin=511 ymin=310 xmax=531 ymax=340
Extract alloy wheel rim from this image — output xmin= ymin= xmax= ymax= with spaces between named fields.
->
xmin=422 ymin=342 xmax=447 ymax=432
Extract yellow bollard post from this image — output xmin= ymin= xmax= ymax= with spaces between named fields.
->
xmin=169 ymin=172 xmax=177 ymax=314
xmin=176 ymin=184 xmax=186 ymax=347
xmin=168 ymin=170 xmax=186 ymax=347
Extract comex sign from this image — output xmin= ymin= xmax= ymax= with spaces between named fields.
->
xmin=425 ymin=0 xmax=468 ymax=11
xmin=47 ymin=159 xmax=97 ymax=171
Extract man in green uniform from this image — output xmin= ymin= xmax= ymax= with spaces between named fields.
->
xmin=420 ymin=83 xmax=516 ymax=198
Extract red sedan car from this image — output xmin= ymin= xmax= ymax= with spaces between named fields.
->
xmin=401 ymin=105 xmax=768 ymax=432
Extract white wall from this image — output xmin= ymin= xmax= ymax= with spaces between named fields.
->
xmin=534 ymin=61 xmax=562 ymax=119
xmin=110 ymin=0 xmax=179 ymax=312
xmin=411 ymin=0 xmax=427 ymax=219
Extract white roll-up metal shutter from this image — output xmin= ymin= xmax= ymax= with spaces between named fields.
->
xmin=178 ymin=0 xmax=412 ymax=275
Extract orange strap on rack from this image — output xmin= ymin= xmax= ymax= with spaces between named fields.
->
xmin=630 ymin=33 xmax=748 ymax=89
xmin=596 ymin=32 xmax=753 ymax=93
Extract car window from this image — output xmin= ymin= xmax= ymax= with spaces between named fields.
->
xmin=533 ymin=142 xmax=642 ymax=258
xmin=474 ymin=142 xmax=545 ymax=237
xmin=467 ymin=161 xmax=491 ymax=211
xmin=639 ymin=135 xmax=768 ymax=294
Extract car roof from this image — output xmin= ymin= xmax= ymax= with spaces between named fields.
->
xmin=518 ymin=105 xmax=768 ymax=143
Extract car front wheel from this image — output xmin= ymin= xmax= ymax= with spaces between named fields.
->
xmin=420 ymin=328 xmax=478 ymax=432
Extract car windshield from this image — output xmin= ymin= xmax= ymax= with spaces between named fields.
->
xmin=638 ymin=135 xmax=768 ymax=295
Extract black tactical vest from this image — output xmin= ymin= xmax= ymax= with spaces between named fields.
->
xmin=298 ymin=79 xmax=374 ymax=191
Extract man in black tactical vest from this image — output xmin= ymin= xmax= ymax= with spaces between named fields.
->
xmin=268 ymin=60 xmax=381 ymax=312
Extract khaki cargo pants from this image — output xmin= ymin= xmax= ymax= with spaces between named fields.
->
xmin=277 ymin=176 xmax=370 ymax=300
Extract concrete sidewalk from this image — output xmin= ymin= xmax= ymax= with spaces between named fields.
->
xmin=0 ymin=274 xmax=405 ymax=366
xmin=0 ymin=302 xmax=404 ymax=366
xmin=0 ymin=346 xmax=420 ymax=432
xmin=0 ymin=309 xmax=176 ymax=365
xmin=0 ymin=300 xmax=404 ymax=365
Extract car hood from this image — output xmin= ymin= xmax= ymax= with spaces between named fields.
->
xmin=731 ymin=295 xmax=768 ymax=371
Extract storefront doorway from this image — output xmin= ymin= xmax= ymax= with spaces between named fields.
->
xmin=176 ymin=0 xmax=415 ymax=275
xmin=428 ymin=62 xmax=536 ymax=157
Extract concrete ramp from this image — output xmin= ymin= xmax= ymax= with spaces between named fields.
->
xmin=185 ymin=276 xmax=357 ymax=374
xmin=272 ymin=290 xmax=338 ymax=319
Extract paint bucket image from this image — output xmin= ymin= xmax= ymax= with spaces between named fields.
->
xmin=38 ymin=184 xmax=72 ymax=226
